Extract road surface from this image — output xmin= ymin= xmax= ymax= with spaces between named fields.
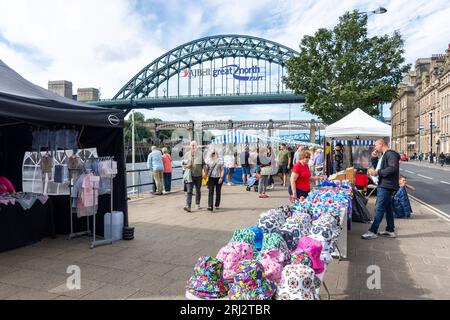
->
xmin=400 ymin=161 xmax=450 ymax=215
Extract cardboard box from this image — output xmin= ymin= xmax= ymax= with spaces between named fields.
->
xmin=345 ymin=167 xmax=356 ymax=184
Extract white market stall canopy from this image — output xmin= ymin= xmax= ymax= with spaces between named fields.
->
xmin=325 ymin=108 xmax=391 ymax=140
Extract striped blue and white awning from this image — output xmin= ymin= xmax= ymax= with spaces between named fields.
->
xmin=333 ymin=140 xmax=374 ymax=146
xmin=211 ymin=130 xmax=260 ymax=145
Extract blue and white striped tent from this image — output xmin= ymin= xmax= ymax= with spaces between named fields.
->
xmin=333 ymin=140 xmax=374 ymax=146
xmin=211 ymin=130 xmax=263 ymax=145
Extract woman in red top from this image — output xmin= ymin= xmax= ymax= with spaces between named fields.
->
xmin=162 ymin=147 xmax=173 ymax=194
xmin=289 ymin=150 xmax=326 ymax=200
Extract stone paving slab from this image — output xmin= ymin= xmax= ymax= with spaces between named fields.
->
xmin=0 ymin=184 xmax=449 ymax=300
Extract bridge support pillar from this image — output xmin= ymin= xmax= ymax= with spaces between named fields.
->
xmin=188 ymin=120 xmax=195 ymax=142
xmin=268 ymin=119 xmax=274 ymax=138
xmin=147 ymin=122 xmax=157 ymax=146
xmin=310 ymin=120 xmax=316 ymax=144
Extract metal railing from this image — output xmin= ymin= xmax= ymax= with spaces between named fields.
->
xmin=127 ymin=166 xmax=183 ymax=197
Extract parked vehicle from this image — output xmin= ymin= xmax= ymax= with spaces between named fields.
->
xmin=400 ymin=153 xmax=409 ymax=161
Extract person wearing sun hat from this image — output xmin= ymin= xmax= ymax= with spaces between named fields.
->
xmin=228 ymin=260 xmax=277 ymax=300
xmin=186 ymin=256 xmax=229 ymax=300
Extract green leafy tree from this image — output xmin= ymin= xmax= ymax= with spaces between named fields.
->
xmin=132 ymin=112 xmax=145 ymax=122
xmin=284 ymin=10 xmax=410 ymax=124
xmin=124 ymin=120 xmax=151 ymax=145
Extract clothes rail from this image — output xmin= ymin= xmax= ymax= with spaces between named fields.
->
xmin=90 ymin=156 xmax=115 ymax=249
xmin=68 ymin=172 xmax=91 ymax=240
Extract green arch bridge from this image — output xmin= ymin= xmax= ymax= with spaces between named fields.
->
xmin=88 ymin=34 xmax=305 ymax=113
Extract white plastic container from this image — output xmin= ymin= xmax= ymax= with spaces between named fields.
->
xmin=104 ymin=211 xmax=124 ymax=241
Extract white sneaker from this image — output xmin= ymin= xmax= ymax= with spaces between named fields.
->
xmin=268 ymin=184 xmax=274 ymax=190
xmin=163 ymin=191 xmax=168 ymax=195
xmin=361 ymin=231 xmax=378 ymax=240
xmin=227 ymin=183 xmax=232 ymax=186
xmin=378 ymin=231 xmax=396 ymax=238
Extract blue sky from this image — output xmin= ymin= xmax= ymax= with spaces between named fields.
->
xmin=1 ymin=0 xmax=450 ymax=122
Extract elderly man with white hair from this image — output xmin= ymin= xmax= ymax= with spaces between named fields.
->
xmin=182 ymin=140 xmax=206 ymax=212
xmin=147 ymin=146 xmax=164 ymax=195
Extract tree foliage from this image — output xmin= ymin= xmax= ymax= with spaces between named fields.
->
xmin=132 ymin=112 xmax=146 ymax=122
xmin=284 ymin=10 xmax=410 ymax=124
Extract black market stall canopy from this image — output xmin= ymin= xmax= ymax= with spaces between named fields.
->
xmin=0 ymin=60 xmax=123 ymax=127
xmin=0 ymin=59 xmax=127 ymax=250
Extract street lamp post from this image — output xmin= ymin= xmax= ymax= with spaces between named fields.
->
xmin=437 ymin=140 xmax=441 ymax=164
xmin=429 ymin=111 xmax=433 ymax=163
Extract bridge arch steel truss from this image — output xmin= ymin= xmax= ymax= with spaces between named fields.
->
xmin=113 ymin=34 xmax=299 ymax=100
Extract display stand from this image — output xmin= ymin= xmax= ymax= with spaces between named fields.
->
xmin=331 ymin=207 xmax=348 ymax=260
xmin=68 ymin=176 xmax=91 ymax=240
xmin=67 ymin=156 xmax=115 ymax=249
xmin=90 ymin=156 xmax=115 ymax=249
xmin=185 ymin=205 xmax=349 ymax=301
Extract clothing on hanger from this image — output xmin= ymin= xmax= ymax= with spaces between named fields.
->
xmin=71 ymin=171 xmax=99 ymax=217
xmin=40 ymin=154 xmax=53 ymax=173
xmin=54 ymin=164 xmax=65 ymax=183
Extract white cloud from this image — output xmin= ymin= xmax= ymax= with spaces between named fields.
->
xmin=0 ymin=0 xmax=164 ymax=97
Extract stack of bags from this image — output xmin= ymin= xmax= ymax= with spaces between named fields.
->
xmin=186 ymin=191 xmax=348 ymax=300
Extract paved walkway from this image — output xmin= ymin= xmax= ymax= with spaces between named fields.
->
xmin=0 ymin=185 xmax=450 ymax=300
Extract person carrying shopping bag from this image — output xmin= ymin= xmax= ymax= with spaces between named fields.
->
xmin=205 ymin=147 xmax=225 ymax=212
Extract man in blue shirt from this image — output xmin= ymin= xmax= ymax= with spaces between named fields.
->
xmin=147 ymin=146 xmax=164 ymax=195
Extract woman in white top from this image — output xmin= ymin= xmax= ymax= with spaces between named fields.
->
xmin=223 ymin=146 xmax=236 ymax=186
xmin=205 ymin=147 xmax=225 ymax=212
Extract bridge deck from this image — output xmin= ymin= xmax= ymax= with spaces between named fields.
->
xmin=88 ymin=92 xmax=304 ymax=110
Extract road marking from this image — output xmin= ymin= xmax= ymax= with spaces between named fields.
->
xmin=441 ymin=181 xmax=450 ymax=185
xmin=409 ymin=195 xmax=450 ymax=222
xmin=417 ymin=174 xmax=432 ymax=180
xmin=405 ymin=170 xmax=414 ymax=174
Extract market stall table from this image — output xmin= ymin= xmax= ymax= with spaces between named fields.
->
xmin=0 ymin=197 xmax=55 ymax=252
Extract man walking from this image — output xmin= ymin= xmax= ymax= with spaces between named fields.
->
xmin=183 ymin=140 xmax=205 ymax=212
xmin=277 ymin=143 xmax=291 ymax=187
xmin=147 ymin=146 xmax=164 ymax=195
xmin=362 ymin=139 xmax=400 ymax=240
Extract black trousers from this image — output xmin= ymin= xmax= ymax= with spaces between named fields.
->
xmin=186 ymin=176 xmax=202 ymax=208
xmin=208 ymin=177 xmax=223 ymax=208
